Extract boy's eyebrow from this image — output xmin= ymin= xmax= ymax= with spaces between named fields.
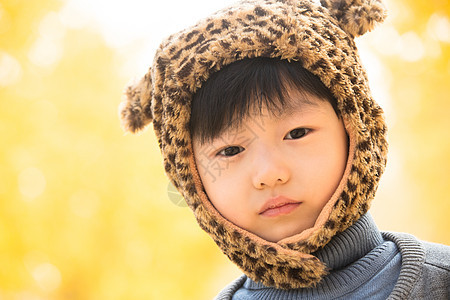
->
xmin=277 ymin=94 xmax=321 ymax=119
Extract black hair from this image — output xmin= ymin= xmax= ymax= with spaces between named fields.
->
xmin=190 ymin=57 xmax=338 ymax=143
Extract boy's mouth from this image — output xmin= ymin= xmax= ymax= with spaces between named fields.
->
xmin=259 ymin=196 xmax=301 ymax=217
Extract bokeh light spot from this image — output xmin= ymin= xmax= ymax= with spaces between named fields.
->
xmin=18 ymin=167 xmax=46 ymax=199
xmin=28 ymin=36 xmax=63 ymax=67
xmin=38 ymin=12 xmax=66 ymax=40
xmin=28 ymin=12 xmax=66 ymax=68
xmin=371 ymin=26 xmax=401 ymax=56
xmin=0 ymin=52 xmax=22 ymax=87
xmin=427 ymin=13 xmax=450 ymax=43
xmin=31 ymin=263 xmax=62 ymax=292
xmin=398 ymin=31 xmax=425 ymax=62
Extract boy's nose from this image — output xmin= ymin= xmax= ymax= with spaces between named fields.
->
xmin=252 ymin=149 xmax=290 ymax=189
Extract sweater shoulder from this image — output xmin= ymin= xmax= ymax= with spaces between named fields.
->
xmin=422 ymin=241 xmax=450 ymax=271
xmin=416 ymin=241 xmax=450 ymax=299
xmin=383 ymin=231 xmax=450 ymax=300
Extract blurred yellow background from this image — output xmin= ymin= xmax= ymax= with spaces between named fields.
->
xmin=0 ymin=0 xmax=449 ymax=299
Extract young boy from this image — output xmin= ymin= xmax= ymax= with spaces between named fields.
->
xmin=119 ymin=0 xmax=450 ymax=298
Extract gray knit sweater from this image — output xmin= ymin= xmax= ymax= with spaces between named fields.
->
xmin=215 ymin=215 xmax=450 ymax=299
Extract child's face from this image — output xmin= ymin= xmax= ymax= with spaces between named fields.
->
xmin=193 ymin=90 xmax=348 ymax=243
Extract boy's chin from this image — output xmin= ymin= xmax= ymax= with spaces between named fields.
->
xmin=256 ymin=225 xmax=312 ymax=243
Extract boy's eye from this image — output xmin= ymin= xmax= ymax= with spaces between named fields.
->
xmin=217 ymin=146 xmax=244 ymax=157
xmin=285 ymin=128 xmax=309 ymax=140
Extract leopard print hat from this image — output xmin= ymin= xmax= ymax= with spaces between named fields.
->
xmin=119 ymin=0 xmax=388 ymax=289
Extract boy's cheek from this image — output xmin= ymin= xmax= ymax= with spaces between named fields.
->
xmin=195 ymin=157 xmax=232 ymax=185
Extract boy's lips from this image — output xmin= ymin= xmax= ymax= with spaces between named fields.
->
xmin=258 ymin=196 xmax=301 ymax=217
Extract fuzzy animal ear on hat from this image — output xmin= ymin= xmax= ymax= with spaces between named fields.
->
xmin=320 ymin=0 xmax=387 ymax=37
xmin=119 ymin=73 xmax=153 ymax=133
xmin=119 ymin=0 xmax=388 ymax=289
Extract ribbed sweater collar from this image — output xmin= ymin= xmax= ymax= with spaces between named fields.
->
xmin=313 ymin=212 xmax=383 ymax=270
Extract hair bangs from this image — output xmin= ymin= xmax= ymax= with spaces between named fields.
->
xmin=190 ymin=57 xmax=338 ymax=144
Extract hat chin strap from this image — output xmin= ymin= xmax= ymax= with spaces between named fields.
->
xmin=186 ymin=117 xmax=357 ymax=289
